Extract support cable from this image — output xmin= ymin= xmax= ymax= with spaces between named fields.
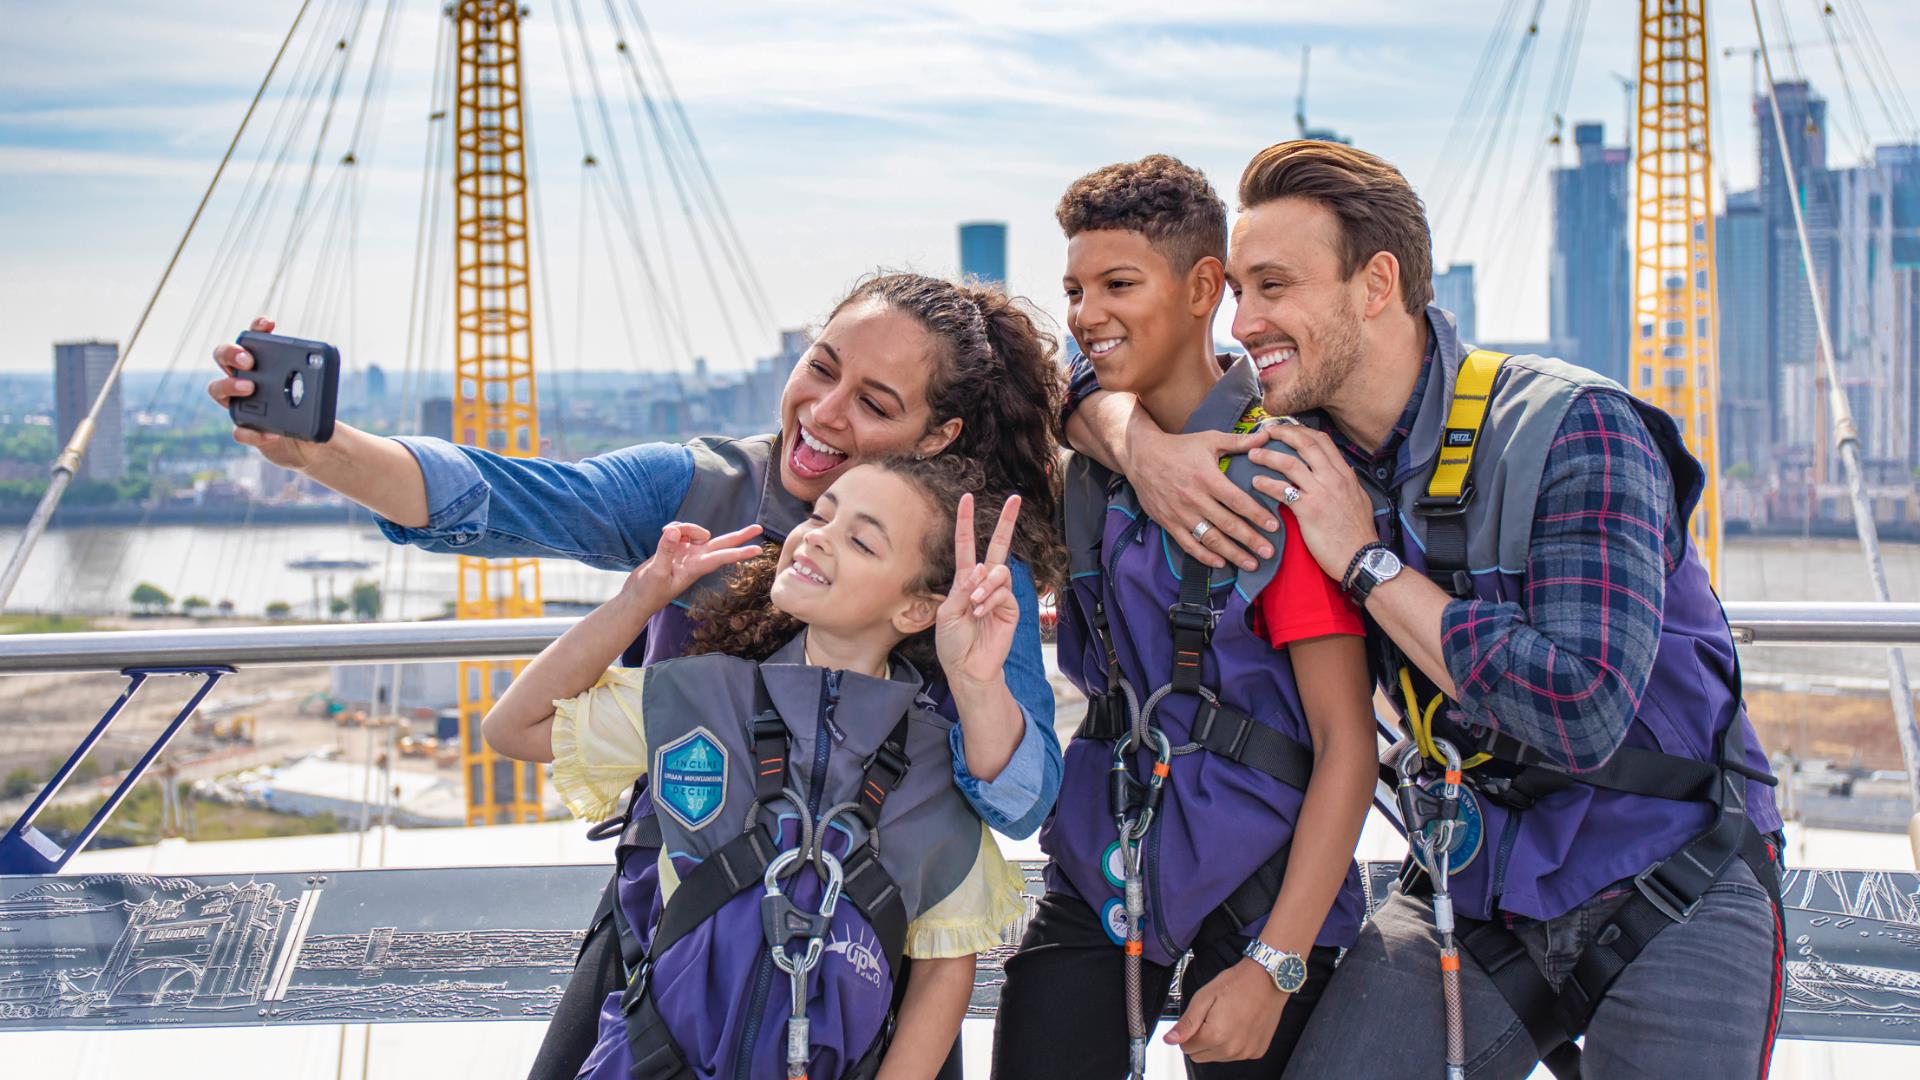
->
xmin=626 ymin=0 xmax=776 ymax=330
xmin=1750 ymin=0 xmax=1920 ymax=858
xmin=1810 ymin=2 xmax=1875 ymax=162
xmin=604 ymin=0 xmax=748 ymax=364
xmin=263 ymin=0 xmax=377 ymax=311
xmin=1433 ymin=0 xmax=1547 ymax=246
xmin=559 ymin=0 xmax=692 ymax=364
xmin=1486 ymin=0 xmax=1593 ymax=277
xmin=0 ymin=0 xmax=319 ymax=610
xmin=1427 ymin=0 xmax=1527 ymax=194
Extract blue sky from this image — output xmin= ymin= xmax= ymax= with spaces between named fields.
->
xmin=2 ymin=0 xmax=1917 ymax=383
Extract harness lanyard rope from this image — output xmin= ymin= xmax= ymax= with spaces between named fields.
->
xmin=1398 ymin=741 xmax=1467 ymax=1080
xmin=1111 ymin=725 xmax=1171 ymax=1080
xmin=1389 ymin=349 xmax=1506 ymax=1077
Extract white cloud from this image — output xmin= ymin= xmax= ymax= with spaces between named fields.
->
xmin=4 ymin=0 xmax=1920 ymax=372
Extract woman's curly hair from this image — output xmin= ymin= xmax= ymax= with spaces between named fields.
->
xmin=685 ymin=455 xmax=1011 ymax=675
xmin=828 ymin=272 xmax=1067 ymax=594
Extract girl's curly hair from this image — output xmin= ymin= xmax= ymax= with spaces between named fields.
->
xmin=685 ymin=455 xmax=1007 ymax=674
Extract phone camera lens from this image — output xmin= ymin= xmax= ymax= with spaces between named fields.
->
xmin=306 ymin=353 xmax=325 ymax=367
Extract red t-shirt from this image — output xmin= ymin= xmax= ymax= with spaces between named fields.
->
xmin=1252 ymin=507 xmax=1365 ymax=648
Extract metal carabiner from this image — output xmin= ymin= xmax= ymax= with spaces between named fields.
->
xmin=761 ymin=846 xmax=847 ymax=949
xmin=1110 ymin=725 xmax=1173 ymax=839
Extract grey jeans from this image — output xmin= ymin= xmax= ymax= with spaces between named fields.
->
xmin=1284 ymin=857 xmax=1783 ymax=1078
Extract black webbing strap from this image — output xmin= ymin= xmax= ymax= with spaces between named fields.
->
xmin=1218 ymin=840 xmax=1293 ymax=933
xmin=1074 ymin=693 xmax=1129 ymax=741
xmin=749 ymin=670 xmax=789 ymax=806
xmin=623 ymin=992 xmax=697 ymax=1080
xmin=1190 ymin=697 xmax=1315 ymax=791
xmin=1455 ymin=918 xmax=1582 ymax=1080
xmin=1449 ymin=720 xmax=1778 ymax=1078
xmin=1167 ymin=554 xmax=1216 ymax=694
xmin=841 ymin=844 xmax=910 ymax=971
xmin=1418 ymin=503 xmax=1475 ymax=597
xmin=854 ymin=715 xmax=914 ymax=831
xmin=646 ymin=826 xmax=782 ymax=962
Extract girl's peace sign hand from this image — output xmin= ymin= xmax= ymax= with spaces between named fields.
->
xmin=935 ymin=492 xmax=1023 ymax=689
xmin=624 ymin=521 xmax=765 ymax=606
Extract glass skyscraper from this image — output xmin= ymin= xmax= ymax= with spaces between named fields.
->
xmin=959 ymin=222 xmax=1008 ymax=285
xmin=1549 ymin=122 xmax=1632 ymax=386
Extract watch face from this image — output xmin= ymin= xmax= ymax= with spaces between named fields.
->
xmin=1274 ymin=953 xmax=1308 ymax=993
xmin=1362 ymin=546 xmax=1403 ymax=580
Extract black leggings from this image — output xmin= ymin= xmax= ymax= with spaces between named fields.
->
xmin=991 ymin=892 xmax=1337 ymax=1080
xmin=527 ymin=912 xmax=966 ymax=1079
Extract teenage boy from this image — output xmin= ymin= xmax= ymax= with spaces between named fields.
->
xmin=990 ymin=154 xmax=1378 ymax=1079
xmin=1062 ymin=141 xmax=1785 ymax=1079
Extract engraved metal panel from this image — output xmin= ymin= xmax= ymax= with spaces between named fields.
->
xmin=4 ymin=861 xmax=1917 ymax=1045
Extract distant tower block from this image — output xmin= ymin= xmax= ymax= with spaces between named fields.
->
xmin=53 ymin=340 xmax=125 ymax=483
xmin=959 ymin=222 xmax=1008 ymax=285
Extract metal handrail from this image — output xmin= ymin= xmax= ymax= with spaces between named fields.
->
xmin=1 ymin=602 xmax=1917 ymax=675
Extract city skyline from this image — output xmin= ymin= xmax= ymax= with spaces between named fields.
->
xmin=6 ymin=1 xmax=1919 ymax=376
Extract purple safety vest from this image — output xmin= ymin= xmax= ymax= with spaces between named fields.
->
xmin=1372 ymin=310 xmax=1781 ymax=922
xmin=1047 ymin=356 xmax=1365 ymax=968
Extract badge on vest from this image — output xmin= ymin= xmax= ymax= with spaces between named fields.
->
xmin=654 ymin=727 xmax=728 ymax=831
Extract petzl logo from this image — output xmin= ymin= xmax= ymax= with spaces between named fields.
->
xmin=654 ymin=727 xmax=727 ymax=831
xmin=1444 ymin=429 xmax=1476 ymax=448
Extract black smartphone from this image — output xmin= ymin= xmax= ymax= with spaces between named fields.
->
xmin=228 ymin=330 xmax=340 ymax=443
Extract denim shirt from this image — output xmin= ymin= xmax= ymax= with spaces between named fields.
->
xmin=378 ymin=436 xmax=1063 ymax=837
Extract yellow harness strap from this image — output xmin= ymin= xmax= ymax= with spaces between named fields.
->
xmin=1403 ymin=347 xmax=1509 ymax=769
xmin=1424 ymin=348 xmax=1510 ymax=500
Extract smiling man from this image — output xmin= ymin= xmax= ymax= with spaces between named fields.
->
xmin=1060 ymin=140 xmax=1786 ymax=1079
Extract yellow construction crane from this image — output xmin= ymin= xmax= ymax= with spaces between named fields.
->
xmin=1631 ymin=0 xmax=1722 ymax=582
xmin=452 ymin=0 xmax=544 ymax=825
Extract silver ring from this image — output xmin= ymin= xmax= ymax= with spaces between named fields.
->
xmin=1282 ymin=485 xmax=1303 ymax=505
xmin=1190 ymin=521 xmax=1213 ymax=542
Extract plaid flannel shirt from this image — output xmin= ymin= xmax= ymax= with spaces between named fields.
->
xmin=1329 ymin=350 xmax=1683 ymax=774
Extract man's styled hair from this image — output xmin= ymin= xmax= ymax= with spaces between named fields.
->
xmin=1055 ymin=154 xmax=1228 ymax=275
xmin=1237 ymin=141 xmax=1435 ymax=314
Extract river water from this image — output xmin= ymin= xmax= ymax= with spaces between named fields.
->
xmin=4 ymin=522 xmax=1916 ymax=679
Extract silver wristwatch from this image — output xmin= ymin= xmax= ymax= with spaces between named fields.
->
xmin=1345 ymin=543 xmax=1404 ymax=605
xmin=1242 ymin=940 xmax=1308 ymax=994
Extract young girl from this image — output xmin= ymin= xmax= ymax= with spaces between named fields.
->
xmin=485 ymin=456 xmax=1028 ymax=1080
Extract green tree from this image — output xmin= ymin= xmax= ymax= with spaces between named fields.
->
xmin=329 ymin=597 xmax=351 ymax=618
xmin=130 ymin=582 xmax=172 ymax=614
xmin=1726 ymin=462 xmax=1754 ymax=482
xmin=265 ymin=600 xmax=292 ymax=620
xmin=3 ymin=766 xmax=37 ymax=800
xmin=181 ymin=596 xmax=210 ymax=617
xmin=349 ymin=580 xmax=382 ymax=621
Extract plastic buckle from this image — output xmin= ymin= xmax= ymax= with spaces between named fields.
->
xmin=1633 ymin=862 xmax=1703 ymax=924
xmin=866 ymin=743 xmax=911 ymax=790
xmin=1167 ymin=601 xmax=1217 ymax=635
xmin=620 ymin=959 xmax=653 ymax=1016
xmin=1413 ymin=482 xmax=1476 ymax=515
